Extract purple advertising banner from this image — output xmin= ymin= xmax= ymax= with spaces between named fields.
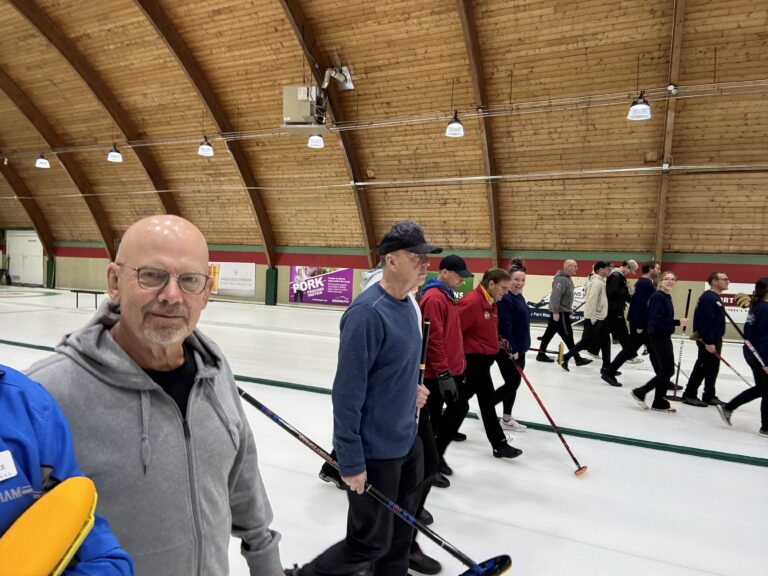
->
xmin=289 ymin=266 xmax=354 ymax=306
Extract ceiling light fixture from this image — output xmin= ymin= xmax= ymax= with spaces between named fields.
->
xmin=35 ymin=154 xmax=50 ymax=169
xmin=197 ymin=135 xmax=214 ymax=157
xmin=627 ymin=91 xmax=652 ymax=121
xmin=307 ymin=134 xmax=324 ymax=149
xmin=107 ymin=142 xmax=123 ymax=163
xmin=445 ymin=110 xmax=464 ymax=137
xmin=627 ymin=54 xmax=651 ymax=121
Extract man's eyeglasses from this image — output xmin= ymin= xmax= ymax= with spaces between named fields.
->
xmin=119 ymin=265 xmax=210 ymax=295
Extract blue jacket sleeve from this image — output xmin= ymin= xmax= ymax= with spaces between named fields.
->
xmin=41 ymin=395 xmax=134 ymax=575
xmin=332 ymin=305 xmax=384 ymax=477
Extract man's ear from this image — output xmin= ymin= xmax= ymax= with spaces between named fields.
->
xmin=106 ymin=263 xmax=121 ymax=303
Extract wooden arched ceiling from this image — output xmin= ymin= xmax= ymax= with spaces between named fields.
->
xmin=0 ymin=0 xmax=765 ymax=259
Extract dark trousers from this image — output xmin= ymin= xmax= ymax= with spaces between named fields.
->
xmin=607 ymin=324 xmax=649 ymax=375
xmin=410 ymin=407 xmax=439 ymax=551
xmin=539 ymin=312 xmax=580 ymax=356
xmin=608 ymin=313 xmax=633 ymax=354
xmin=494 ymin=351 xmax=525 ymax=415
xmin=565 ymin=319 xmax=611 ymax=367
xmin=426 ymin=374 xmax=469 ymax=457
xmin=725 ymin=349 xmax=768 ymax=430
xmin=684 ymin=339 xmax=722 ymax=401
xmin=303 ymin=438 xmax=424 ymax=576
xmin=635 ymin=333 xmax=674 ymax=408
xmin=464 ymin=353 xmax=507 ymax=448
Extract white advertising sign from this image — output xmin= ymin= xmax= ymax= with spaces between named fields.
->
xmin=209 ymin=262 xmax=256 ymax=297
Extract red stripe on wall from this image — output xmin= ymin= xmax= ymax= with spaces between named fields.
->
xmin=660 ymin=262 xmax=765 ymax=283
xmin=54 ymin=246 xmax=109 ymax=258
xmin=209 ymin=250 xmax=268 ymax=264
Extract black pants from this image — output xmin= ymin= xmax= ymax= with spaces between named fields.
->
xmin=684 ymin=339 xmax=722 ymax=401
xmin=302 ymin=438 xmax=424 ymax=576
xmin=565 ymin=319 xmax=611 ymax=367
xmin=425 ymin=374 xmax=469 ymax=457
xmin=464 ymin=353 xmax=507 ymax=448
xmin=635 ymin=333 xmax=674 ymax=408
xmin=539 ymin=312 xmax=580 ymax=356
xmin=608 ymin=313 xmax=633 ymax=355
xmin=494 ymin=351 xmax=525 ymax=415
xmin=725 ymin=349 xmax=768 ymax=430
xmin=607 ymin=324 xmax=649 ymax=375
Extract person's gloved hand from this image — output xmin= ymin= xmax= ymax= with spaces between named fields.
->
xmin=438 ymin=371 xmax=458 ymax=402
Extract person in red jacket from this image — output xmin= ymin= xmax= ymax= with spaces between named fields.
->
xmin=420 ymin=255 xmax=473 ymax=478
xmin=457 ymin=268 xmax=523 ymax=459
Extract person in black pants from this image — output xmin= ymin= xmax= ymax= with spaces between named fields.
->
xmin=683 ymin=271 xmax=730 ymax=407
xmin=604 ymin=261 xmax=661 ymax=382
xmin=630 ymin=272 xmax=688 ymax=412
xmin=537 ymin=259 xmax=591 ymax=366
xmin=718 ymin=277 xmax=768 ymax=436
xmin=495 ymin=259 xmax=531 ymax=432
xmin=457 ymin=269 xmax=522 ymax=459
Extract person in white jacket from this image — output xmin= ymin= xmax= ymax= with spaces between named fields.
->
xmin=560 ymin=261 xmax=613 ymax=378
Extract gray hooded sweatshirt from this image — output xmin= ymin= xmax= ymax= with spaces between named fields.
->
xmin=548 ymin=270 xmax=575 ymax=314
xmin=27 ymin=301 xmax=282 ymax=576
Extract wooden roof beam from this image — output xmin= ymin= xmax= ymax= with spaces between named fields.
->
xmin=8 ymin=0 xmax=181 ymax=217
xmin=653 ymin=0 xmax=687 ymax=261
xmin=0 ymin=67 xmax=116 ymax=260
xmin=457 ymin=0 xmax=501 ymax=267
xmin=134 ymin=0 xmax=277 ymax=268
xmin=0 ymin=163 xmax=56 ymax=260
xmin=278 ymin=0 xmax=377 ymax=268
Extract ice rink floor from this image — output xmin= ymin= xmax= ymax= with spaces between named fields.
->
xmin=1 ymin=286 xmax=766 ymax=576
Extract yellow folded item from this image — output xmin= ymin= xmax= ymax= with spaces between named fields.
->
xmin=0 ymin=476 xmax=97 ymax=576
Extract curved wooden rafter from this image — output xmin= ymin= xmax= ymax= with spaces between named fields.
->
xmin=134 ymin=0 xmax=277 ymax=268
xmin=0 ymin=162 xmax=56 ymax=260
xmin=0 ymin=67 xmax=116 ymax=260
xmin=8 ymin=0 xmax=181 ymax=217
xmin=653 ymin=0 xmax=688 ymax=261
xmin=457 ymin=0 xmax=501 ymax=267
xmin=277 ymin=0 xmax=377 ymax=268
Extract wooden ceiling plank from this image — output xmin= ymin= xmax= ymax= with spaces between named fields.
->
xmin=457 ymin=0 xmax=501 ymax=267
xmin=0 ymin=67 xmax=115 ymax=260
xmin=8 ymin=0 xmax=181 ymax=217
xmin=0 ymin=163 xmax=55 ymax=259
xmin=278 ymin=0 xmax=377 ymax=267
xmin=134 ymin=0 xmax=276 ymax=267
xmin=653 ymin=0 xmax=687 ymax=261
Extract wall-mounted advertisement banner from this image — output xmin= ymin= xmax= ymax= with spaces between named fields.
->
xmin=422 ymin=272 xmax=475 ymax=299
xmin=705 ymin=282 xmax=752 ymax=325
xmin=290 ymin=266 xmax=353 ymax=306
xmin=208 ymin=262 xmax=256 ymax=297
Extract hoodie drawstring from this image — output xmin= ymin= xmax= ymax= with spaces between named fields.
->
xmin=141 ymin=390 xmax=151 ymax=475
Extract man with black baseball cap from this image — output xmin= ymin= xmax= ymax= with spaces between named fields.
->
xmin=288 ymin=220 xmax=441 ymax=576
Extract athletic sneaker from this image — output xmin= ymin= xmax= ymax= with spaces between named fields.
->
xmin=627 ymin=357 xmax=644 ymax=364
xmin=630 ymin=389 xmax=649 ymax=410
xmin=432 ymin=473 xmax=450 ymax=489
xmin=318 ymin=467 xmax=345 ymax=490
xmin=759 ymin=429 xmax=768 ymax=437
xmin=417 ymin=508 xmax=434 ymax=526
xmin=600 ymin=372 xmax=622 ymax=387
xmin=453 ymin=432 xmax=467 ymax=442
xmin=493 ymin=442 xmax=523 ymax=459
xmin=717 ymin=404 xmax=733 ymax=426
xmin=705 ymin=396 xmax=724 ymax=406
xmin=536 ymin=353 xmax=555 ymax=363
xmin=500 ymin=417 xmax=527 ymax=432
xmin=574 ymin=357 xmax=593 ymax=367
xmin=651 ymin=406 xmax=678 ymax=413
xmin=409 ymin=543 xmax=441 ymax=575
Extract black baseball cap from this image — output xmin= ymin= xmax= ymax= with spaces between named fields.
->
xmin=378 ymin=220 xmax=443 ymax=256
xmin=594 ymin=261 xmax=611 ymax=272
xmin=439 ymin=254 xmax=473 ymax=278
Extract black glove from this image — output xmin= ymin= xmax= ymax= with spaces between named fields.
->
xmin=438 ymin=372 xmax=459 ymax=402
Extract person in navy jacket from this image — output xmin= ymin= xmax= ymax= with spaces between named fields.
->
xmin=630 ymin=272 xmax=689 ymax=412
xmin=495 ymin=259 xmax=531 ymax=432
xmin=718 ymin=277 xmax=768 ymax=436
xmin=683 ymin=272 xmax=730 ymax=407
xmin=0 ymin=364 xmax=133 ymax=575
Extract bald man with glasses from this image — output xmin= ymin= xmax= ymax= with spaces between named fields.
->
xmin=28 ymin=216 xmax=284 ymax=576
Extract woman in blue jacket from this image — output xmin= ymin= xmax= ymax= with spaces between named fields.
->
xmin=495 ymin=259 xmax=531 ymax=432
xmin=630 ymin=272 xmax=688 ymax=412
xmin=0 ymin=364 xmax=133 ymax=575
xmin=717 ymin=277 xmax=768 ymax=436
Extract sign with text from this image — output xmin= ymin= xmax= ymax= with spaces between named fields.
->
xmin=704 ymin=282 xmax=751 ymax=325
xmin=208 ymin=262 xmax=256 ymax=297
xmin=290 ymin=266 xmax=353 ymax=306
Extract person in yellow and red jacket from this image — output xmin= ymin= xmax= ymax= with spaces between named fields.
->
xmin=457 ymin=269 xmax=523 ymax=459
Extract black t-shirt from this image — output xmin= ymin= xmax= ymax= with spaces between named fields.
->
xmin=144 ymin=342 xmax=197 ymax=418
